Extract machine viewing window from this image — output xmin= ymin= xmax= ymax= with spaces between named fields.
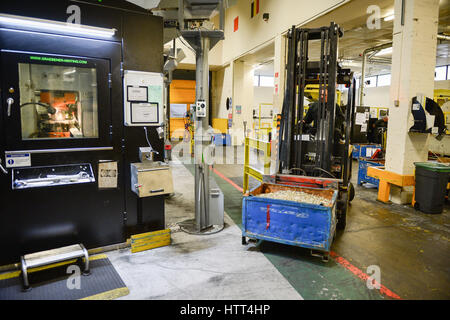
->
xmin=18 ymin=63 xmax=99 ymax=140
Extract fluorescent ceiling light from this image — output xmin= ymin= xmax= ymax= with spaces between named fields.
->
xmin=0 ymin=13 xmax=116 ymax=38
xmin=375 ymin=47 xmax=393 ymax=56
xmin=384 ymin=14 xmax=395 ymax=21
xmin=64 ymin=69 xmax=77 ymax=75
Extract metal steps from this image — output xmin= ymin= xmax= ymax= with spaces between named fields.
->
xmin=20 ymin=244 xmax=90 ymax=291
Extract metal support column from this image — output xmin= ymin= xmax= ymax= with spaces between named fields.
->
xmin=194 ymin=37 xmax=211 ymax=232
xmin=178 ymin=32 xmax=224 ymax=235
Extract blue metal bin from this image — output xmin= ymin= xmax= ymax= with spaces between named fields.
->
xmin=242 ymin=184 xmax=338 ymax=253
xmin=357 ymin=158 xmax=385 ymax=187
xmin=352 ymin=144 xmax=361 ymax=159
xmin=213 ymin=133 xmax=231 ymax=146
xmin=352 ymin=144 xmax=381 ymax=159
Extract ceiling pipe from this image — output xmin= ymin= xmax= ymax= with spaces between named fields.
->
xmin=368 ymin=58 xmax=392 ymax=64
xmin=360 ymin=34 xmax=449 ymax=106
xmin=437 ymin=34 xmax=450 ymax=41
xmin=360 ymin=42 xmax=392 ymax=106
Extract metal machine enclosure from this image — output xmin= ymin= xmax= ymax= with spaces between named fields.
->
xmin=0 ymin=0 xmax=165 ymax=265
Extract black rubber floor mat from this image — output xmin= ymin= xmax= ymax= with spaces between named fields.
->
xmin=0 ymin=255 xmax=129 ymax=300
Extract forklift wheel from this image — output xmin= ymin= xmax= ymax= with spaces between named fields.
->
xmin=348 ymin=183 xmax=355 ymax=202
xmin=337 ymin=214 xmax=347 ymax=230
xmin=337 ymin=193 xmax=348 ymax=230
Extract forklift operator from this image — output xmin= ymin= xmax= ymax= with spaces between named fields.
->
xmin=302 ymin=90 xmax=346 ymax=142
xmin=371 ymin=116 xmax=388 ymax=144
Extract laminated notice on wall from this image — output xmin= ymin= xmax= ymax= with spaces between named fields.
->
xmin=366 ymin=148 xmax=377 ymax=158
xmin=355 ymin=113 xmax=367 ymax=125
xmin=360 ymin=123 xmax=367 ymax=133
xmin=98 ymin=161 xmax=118 ymax=189
xmin=131 ymin=103 xmax=159 ymax=124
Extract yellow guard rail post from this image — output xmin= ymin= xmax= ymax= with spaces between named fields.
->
xmin=243 ymin=137 xmax=271 ymax=194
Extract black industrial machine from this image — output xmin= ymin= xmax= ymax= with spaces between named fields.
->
xmin=275 ymin=23 xmax=356 ymax=229
xmin=410 ymin=95 xmax=447 ymax=140
xmin=0 ymin=0 xmax=168 ymax=266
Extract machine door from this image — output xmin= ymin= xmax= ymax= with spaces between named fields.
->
xmin=1 ymin=51 xmax=112 ymax=151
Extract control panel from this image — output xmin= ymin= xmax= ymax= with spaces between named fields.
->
xmin=196 ymin=100 xmax=207 ymax=118
xmin=124 ymin=70 xmax=164 ymax=127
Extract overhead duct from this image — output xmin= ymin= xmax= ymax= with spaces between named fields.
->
xmin=164 ymin=47 xmax=186 ymax=80
xmin=360 ymin=32 xmax=449 ymax=106
xmin=153 ymin=0 xmax=225 ymax=43
xmin=359 ymin=42 xmax=392 ymax=106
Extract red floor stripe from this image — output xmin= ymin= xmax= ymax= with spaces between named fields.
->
xmin=329 ymin=251 xmax=402 ymax=300
xmin=210 ymin=167 xmax=244 ymax=193
xmin=211 ymin=167 xmax=400 ymax=299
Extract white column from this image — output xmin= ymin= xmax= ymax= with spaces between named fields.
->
xmin=385 ymin=0 xmax=440 ymax=203
xmin=232 ymin=60 xmax=254 ymax=146
xmin=273 ymin=33 xmax=287 ymax=116
xmin=272 ymin=34 xmax=287 ymax=166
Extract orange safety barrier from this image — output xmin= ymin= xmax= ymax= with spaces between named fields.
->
xmin=367 ymin=167 xmax=415 ymax=203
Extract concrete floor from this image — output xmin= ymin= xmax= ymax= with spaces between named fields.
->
xmin=211 ymin=160 xmax=450 ymax=300
xmin=108 ymin=163 xmax=303 ymax=300
xmin=104 ymin=152 xmax=449 ymax=300
xmin=103 ymin=153 xmax=449 ymax=300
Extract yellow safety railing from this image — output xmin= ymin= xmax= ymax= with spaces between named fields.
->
xmin=243 ymin=137 xmax=271 ymax=194
xmin=444 ymin=112 xmax=450 ymax=134
xmin=258 ymin=103 xmax=274 ymax=129
xmin=189 ymin=126 xmax=195 ymax=155
xmin=434 ymin=89 xmax=450 ymax=135
xmin=434 ymin=89 xmax=450 ymax=106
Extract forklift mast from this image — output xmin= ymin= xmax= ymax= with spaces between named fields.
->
xmin=278 ymin=22 xmax=356 ymax=186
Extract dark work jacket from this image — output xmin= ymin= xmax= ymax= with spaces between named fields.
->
xmin=304 ymin=102 xmax=345 ymax=139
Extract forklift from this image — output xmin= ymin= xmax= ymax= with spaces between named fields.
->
xmin=270 ymin=22 xmax=356 ymax=230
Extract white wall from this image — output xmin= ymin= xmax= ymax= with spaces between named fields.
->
xmin=212 ymin=64 xmax=233 ymax=119
xmin=253 ymin=86 xmax=274 ymax=108
xmin=231 ymin=61 xmax=255 ymax=145
xmin=435 ymin=80 xmax=450 ymax=90
xmin=359 ymin=80 xmax=450 ymax=108
xmin=359 ymin=86 xmax=391 ymax=108
xmin=219 ymin=0 xmax=348 ymax=64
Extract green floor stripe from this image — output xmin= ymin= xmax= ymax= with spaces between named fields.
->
xmin=183 ymin=164 xmax=384 ymax=300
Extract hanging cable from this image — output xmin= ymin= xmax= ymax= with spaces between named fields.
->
xmin=176 ymin=29 xmax=196 ymax=55
xmin=291 ymin=168 xmax=307 ymax=175
xmin=20 ymin=102 xmax=56 ymax=115
xmin=313 ymin=167 xmax=336 ymax=179
xmin=144 ymin=127 xmax=159 ymax=155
